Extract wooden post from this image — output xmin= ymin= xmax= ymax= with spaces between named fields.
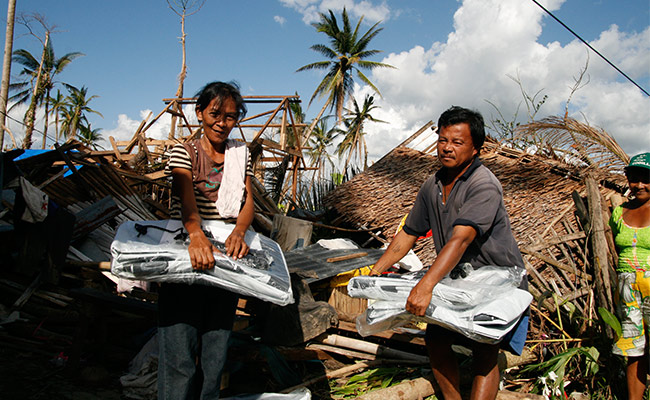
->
xmin=585 ymin=176 xmax=614 ymax=313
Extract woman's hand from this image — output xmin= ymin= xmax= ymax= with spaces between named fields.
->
xmin=225 ymin=229 xmax=249 ymax=259
xmin=188 ymin=231 xmax=219 ymax=270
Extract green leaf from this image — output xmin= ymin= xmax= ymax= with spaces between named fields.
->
xmin=585 ymin=346 xmax=600 ymax=376
xmin=598 ymin=307 xmax=623 ymax=337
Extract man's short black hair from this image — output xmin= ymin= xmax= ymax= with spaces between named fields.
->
xmin=437 ymin=106 xmax=485 ymax=150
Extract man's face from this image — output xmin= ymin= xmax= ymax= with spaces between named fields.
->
xmin=437 ymin=122 xmax=478 ymax=171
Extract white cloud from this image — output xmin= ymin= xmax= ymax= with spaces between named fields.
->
xmin=280 ymin=0 xmax=391 ymax=24
xmin=274 ymin=15 xmax=287 ymax=25
xmin=355 ymin=0 xmax=650 ymax=161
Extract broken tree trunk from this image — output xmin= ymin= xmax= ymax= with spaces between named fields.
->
xmin=355 ymin=374 xmax=546 ymax=400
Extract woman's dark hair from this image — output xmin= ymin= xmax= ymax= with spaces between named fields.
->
xmin=437 ymin=106 xmax=485 ymax=150
xmin=195 ymin=81 xmax=247 ymax=120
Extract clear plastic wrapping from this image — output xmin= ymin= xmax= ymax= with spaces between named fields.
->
xmin=349 ymin=265 xmax=531 ymax=343
xmin=111 ymin=220 xmax=293 ymax=306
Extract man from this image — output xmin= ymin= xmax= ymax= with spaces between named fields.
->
xmin=370 ymin=106 xmax=528 ymax=400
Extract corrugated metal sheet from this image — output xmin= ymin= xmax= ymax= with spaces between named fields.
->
xmin=284 ymin=244 xmax=385 ymax=283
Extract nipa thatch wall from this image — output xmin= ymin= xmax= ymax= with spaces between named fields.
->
xmin=324 ymin=142 xmax=624 ymax=267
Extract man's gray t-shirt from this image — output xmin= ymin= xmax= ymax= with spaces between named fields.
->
xmin=403 ymin=157 xmax=524 ymax=273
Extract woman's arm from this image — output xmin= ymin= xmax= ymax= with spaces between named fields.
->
xmin=172 ymin=167 xmax=218 ymax=270
xmin=225 ymin=175 xmax=255 ymax=259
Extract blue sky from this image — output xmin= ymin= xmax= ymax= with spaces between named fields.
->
xmin=2 ymin=0 xmax=649 ymax=159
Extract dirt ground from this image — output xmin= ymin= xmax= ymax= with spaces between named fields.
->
xmin=0 ymin=322 xmax=341 ymax=400
xmin=0 ymin=343 xmax=123 ymax=399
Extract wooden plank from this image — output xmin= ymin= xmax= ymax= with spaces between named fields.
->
xmin=109 ymin=136 xmax=124 ymax=162
xmin=521 ymin=248 xmax=592 ymax=281
xmin=327 ymin=252 xmax=368 ymax=263
xmin=259 ymin=138 xmax=302 ymax=157
xmin=125 ymin=111 xmax=154 ymax=153
xmin=144 ymin=170 xmax=168 ymax=180
xmin=397 ymin=120 xmax=435 ymax=148
xmin=11 ymin=273 xmax=42 ymax=310
xmin=525 ymin=231 xmax=586 ymax=252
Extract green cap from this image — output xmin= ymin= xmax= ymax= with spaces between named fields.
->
xmin=626 ymin=153 xmax=650 ymax=171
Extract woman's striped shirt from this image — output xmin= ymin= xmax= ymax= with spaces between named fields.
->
xmin=165 ymin=140 xmax=253 ymax=220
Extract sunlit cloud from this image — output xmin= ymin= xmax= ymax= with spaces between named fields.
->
xmin=354 ymin=0 xmax=650 ymax=160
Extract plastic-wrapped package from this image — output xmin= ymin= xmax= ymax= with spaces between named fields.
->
xmin=221 ymin=387 xmax=311 ymax=400
xmin=111 ymin=220 xmax=293 ymax=306
xmin=348 ymin=266 xmax=531 ymax=342
xmin=348 ymin=265 xmax=525 ymax=310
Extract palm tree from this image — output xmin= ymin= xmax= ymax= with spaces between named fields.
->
xmin=307 ymin=118 xmax=336 ymax=182
xmin=297 ymin=7 xmax=394 ymax=139
xmin=77 ymin=124 xmax=104 ymax=150
xmin=335 ymin=94 xmax=386 ymax=173
xmin=60 ymin=85 xmax=102 ymax=140
xmin=48 ymin=90 xmax=66 ymax=142
xmin=9 ymin=38 xmax=83 ymax=148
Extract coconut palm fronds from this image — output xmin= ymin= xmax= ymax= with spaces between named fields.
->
xmin=516 ymin=116 xmax=629 ymax=174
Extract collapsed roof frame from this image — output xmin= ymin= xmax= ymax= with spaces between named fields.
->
xmin=104 ymin=95 xmax=316 ymax=203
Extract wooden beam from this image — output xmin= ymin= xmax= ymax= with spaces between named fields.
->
xmin=251 ymin=98 xmax=286 ymax=143
xmin=144 ymin=170 xmax=168 ymax=180
xmin=259 ymin=138 xmax=302 ymax=157
xmin=108 ymin=136 xmax=125 ymax=165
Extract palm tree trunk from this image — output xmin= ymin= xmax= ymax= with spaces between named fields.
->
xmin=41 ymin=87 xmax=51 ymax=149
xmin=55 ymin=113 xmax=59 ymax=142
xmin=301 ymin=101 xmax=329 ymax=149
xmin=0 ymin=0 xmax=16 ymax=150
xmin=23 ymin=32 xmax=49 ymax=149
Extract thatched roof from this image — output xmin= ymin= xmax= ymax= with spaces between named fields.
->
xmin=324 ymin=139 xmax=626 ymax=265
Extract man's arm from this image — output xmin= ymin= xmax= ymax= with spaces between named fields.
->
xmin=369 ymin=229 xmax=419 ymax=276
xmin=405 ymin=224 xmax=477 ymax=316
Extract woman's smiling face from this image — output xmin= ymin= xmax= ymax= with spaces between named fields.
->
xmin=626 ymin=167 xmax=650 ymax=203
xmin=196 ymin=96 xmax=239 ymax=148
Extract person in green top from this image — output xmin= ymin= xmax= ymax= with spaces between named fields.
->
xmin=609 ymin=152 xmax=650 ymax=400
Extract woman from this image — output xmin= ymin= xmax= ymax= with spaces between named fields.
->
xmin=158 ymin=81 xmax=254 ymax=399
xmin=610 ymin=152 xmax=650 ymax=400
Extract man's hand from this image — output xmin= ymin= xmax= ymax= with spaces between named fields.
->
xmin=405 ymin=280 xmax=434 ymax=316
xmin=188 ymin=231 xmax=219 ymax=270
xmin=225 ymin=229 xmax=249 ymax=259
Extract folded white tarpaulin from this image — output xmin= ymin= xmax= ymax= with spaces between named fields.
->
xmin=221 ymin=387 xmax=311 ymax=400
xmin=348 ymin=266 xmax=532 ymax=343
xmin=111 ymin=220 xmax=293 ymax=306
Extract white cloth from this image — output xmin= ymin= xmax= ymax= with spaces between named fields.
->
xmin=19 ymin=176 xmax=48 ymax=222
xmin=216 ymin=139 xmax=248 ymax=218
